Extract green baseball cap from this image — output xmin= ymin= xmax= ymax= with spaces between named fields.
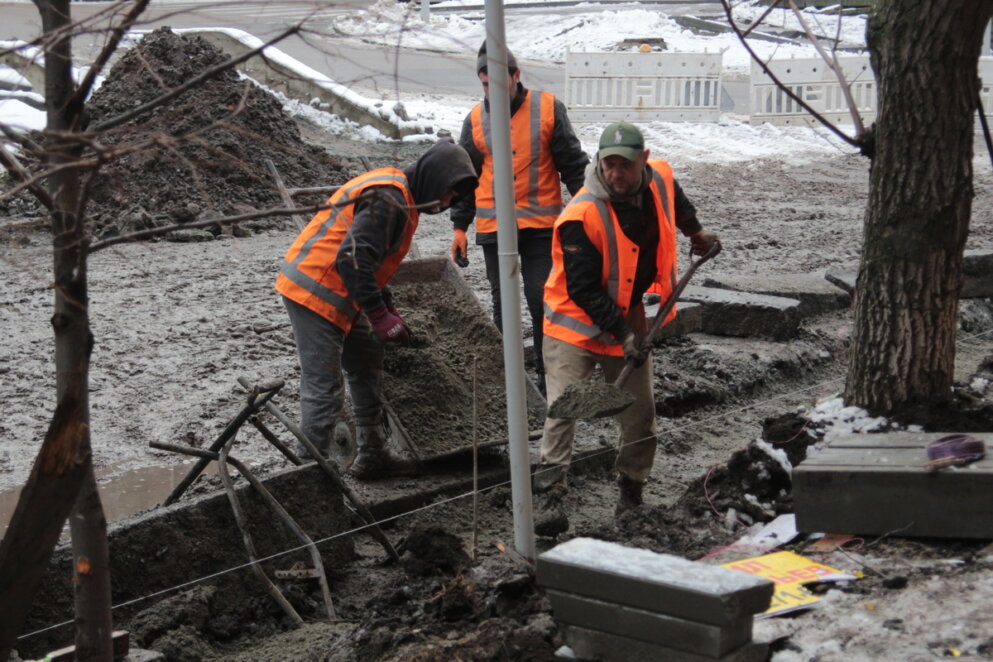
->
xmin=598 ymin=122 xmax=645 ymax=162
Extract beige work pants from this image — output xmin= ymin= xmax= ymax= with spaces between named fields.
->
xmin=539 ymin=336 xmax=658 ymax=482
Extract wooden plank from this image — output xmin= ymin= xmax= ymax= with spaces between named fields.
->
xmin=793 ymin=463 xmax=993 ymax=539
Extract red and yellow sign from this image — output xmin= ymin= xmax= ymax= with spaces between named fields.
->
xmin=722 ymin=551 xmax=848 ymax=616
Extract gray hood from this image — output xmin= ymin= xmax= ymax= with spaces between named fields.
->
xmin=582 ymin=161 xmax=650 ymax=207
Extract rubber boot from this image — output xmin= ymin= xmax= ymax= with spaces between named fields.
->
xmin=350 ymin=423 xmax=419 ymax=480
xmin=534 ymin=482 xmax=569 ymax=537
xmin=295 ymin=420 xmax=350 ymax=463
xmin=615 ymin=475 xmax=644 ymax=517
xmin=532 ymin=463 xmax=568 ymax=494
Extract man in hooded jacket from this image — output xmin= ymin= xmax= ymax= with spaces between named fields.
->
xmin=275 ymin=140 xmax=478 ymax=479
xmin=534 ymin=122 xmax=719 ymax=535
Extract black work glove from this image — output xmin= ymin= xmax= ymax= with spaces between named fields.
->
xmin=622 ymin=332 xmax=648 ymax=368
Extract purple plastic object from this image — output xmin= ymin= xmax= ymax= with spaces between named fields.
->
xmin=926 ymin=434 xmax=986 ymax=462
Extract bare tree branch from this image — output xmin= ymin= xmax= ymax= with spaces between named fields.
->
xmin=719 ymin=0 xmax=863 ymax=151
xmin=70 ymin=0 xmax=153 ymax=107
xmin=786 ymin=0 xmax=865 ymax=135
xmin=0 ymin=138 xmax=54 ymax=210
xmin=742 ymin=0 xmax=783 ymax=39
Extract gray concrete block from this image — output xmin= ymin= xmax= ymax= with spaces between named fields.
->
xmin=824 ymin=267 xmax=857 ymax=294
xmin=537 ymin=538 xmax=773 ymax=626
xmin=701 ymin=272 xmax=851 ymax=317
xmin=678 ymin=285 xmax=801 ymax=340
xmin=562 ymin=624 xmax=769 ymax=662
xmin=962 ymin=250 xmax=993 ymax=298
xmin=645 ymin=301 xmax=703 ymax=338
xmin=548 ymin=590 xmax=752 ymax=657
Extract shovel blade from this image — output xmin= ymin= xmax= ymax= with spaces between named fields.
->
xmin=547 ymin=379 xmax=636 ymax=419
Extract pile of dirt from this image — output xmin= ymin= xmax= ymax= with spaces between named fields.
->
xmin=326 ymin=526 xmax=558 ymax=662
xmin=82 ymin=27 xmax=349 ymax=238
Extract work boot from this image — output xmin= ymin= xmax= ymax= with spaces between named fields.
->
xmin=615 ymin=475 xmax=644 ymax=517
xmin=349 ymin=424 xmax=419 ymax=480
xmin=534 ymin=483 xmax=569 ymax=537
xmin=532 ymin=463 xmax=568 ymax=494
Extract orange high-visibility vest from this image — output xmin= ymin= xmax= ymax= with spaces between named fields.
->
xmin=469 ymin=90 xmax=563 ymax=233
xmin=543 ymin=160 xmax=678 ymax=356
xmin=275 ymin=169 xmax=418 ymax=333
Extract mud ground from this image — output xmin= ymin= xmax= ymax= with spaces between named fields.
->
xmin=4 ymin=33 xmax=993 ymax=659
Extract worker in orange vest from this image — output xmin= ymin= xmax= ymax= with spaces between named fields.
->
xmin=534 ymin=122 xmax=719 ymax=535
xmin=276 ymin=140 xmax=478 ymax=479
xmin=449 ymin=42 xmax=589 ymax=396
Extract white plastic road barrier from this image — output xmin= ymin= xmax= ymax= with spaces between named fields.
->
xmin=564 ymin=51 xmax=723 ymax=123
xmin=749 ymin=55 xmax=876 ymax=127
xmin=750 ymin=55 xmax=993 ymax=130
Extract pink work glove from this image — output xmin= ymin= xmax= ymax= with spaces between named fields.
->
xmin=366 ymin=305 xmax=411 ymax=345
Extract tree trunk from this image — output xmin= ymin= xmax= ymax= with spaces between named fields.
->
xmin=845 ymin=0 xmax=993 ymax=414
xmin=37 ymin=0 xmax=114 ymax=658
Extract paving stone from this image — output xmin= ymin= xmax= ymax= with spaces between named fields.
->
xmin=793 ymin=431 xmax=993 ymax=539
xmin=561 ymin=624 xmax=769 ymax=662
xmin=677 ymin=285 xmax=801 ymax=340
xmin=700 ymin=272 xmax=851 ymax=317
xmin=645 ymin=300 xmax=703 ymax=338
xmin=824 ymin=267 xmax=857 ymax=294
xmin=537 ymin=538 xmax=773 ymax=626
xmin=962 ymin=250 xmax=993 ymax=298
xmin=548 ymin=590 xmax=752 ymax=657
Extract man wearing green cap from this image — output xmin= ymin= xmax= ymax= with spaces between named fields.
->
xmin=449 ymin=41 xmax=589 ymax=395
xmin=534 ymin=121 xmax=719 ymax=536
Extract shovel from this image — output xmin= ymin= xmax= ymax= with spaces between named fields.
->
xmin=547 ymin=241 xmax=721 ymax=419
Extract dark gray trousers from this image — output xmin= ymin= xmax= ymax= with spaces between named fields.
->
xmin=282 ymin=296 xmax=385 ymax=448
xmin=481 ymin=231 xmax=552 ymax=374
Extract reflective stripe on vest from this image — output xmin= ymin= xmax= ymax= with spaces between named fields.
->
xmin=275 ymin=171 xmax=414 ymax=331
xmin=543 ymin=162 xmax=677 ymax=355
xmin=471 ymin=90 xmax=563 ymax=231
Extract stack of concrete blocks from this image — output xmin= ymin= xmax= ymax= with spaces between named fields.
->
xmin=537 ymin=538 xmax=774 ymax=662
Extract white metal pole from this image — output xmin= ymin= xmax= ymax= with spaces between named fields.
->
xmin=483 ymin=0 xmax=536 ymax=560
xmin=420 ymin=0 xmax=429 ymax=24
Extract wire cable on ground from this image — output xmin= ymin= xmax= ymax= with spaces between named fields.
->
xmin=18 ymin=325 xmax=993 ymax=642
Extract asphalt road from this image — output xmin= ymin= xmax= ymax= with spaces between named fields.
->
xmin=2 ymin=0 xmax=747 ymax=110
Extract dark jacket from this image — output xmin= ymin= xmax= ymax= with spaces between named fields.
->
xmin=450 ymin=83 xmax=589 ymax=244
xmin=338 ymin=140 xmax=477 ymax=312
xmin=560 ymin=162 xmax=702 ymax=340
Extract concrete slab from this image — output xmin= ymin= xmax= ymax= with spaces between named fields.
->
xmin=678 ymin=285 xmax=802 ymax=340
xmin=562 ymin=624 xmax=769 ymax=662
xmin=548 ymin=590 xmax=752 ymax=657
xmin=700 ymin=272 xmax=851 ymax=317
xmin=793 ymin=431 xmax=993 ymax=539
xmin=824 ymin=267 xmax=857 ymax=294
xmin=962 ymin=250 xmax=993 ymax=298
xmin=537 ymin=538 xmax=773 ymax=626
xmin=646 ymin=300 xmax=703 ymax=338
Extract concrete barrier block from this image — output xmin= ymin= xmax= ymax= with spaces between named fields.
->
xmin=701 ymin=272 xmax=851 ymax=317
xmin=562 ymin=624 xmax=769 ymax=662
xmin=548 ymin=590 xmax=752 ymax=657
xmin=678 ymin=285 xmax=801 ymax=340
xmin=536 ymin=538 xmax=773 ymax=626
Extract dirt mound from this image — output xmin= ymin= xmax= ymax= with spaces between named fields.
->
xmin=83 ymin=27 xmax=348 ymax=237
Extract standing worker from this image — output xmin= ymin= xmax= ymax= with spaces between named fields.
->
xmin=534 ymin=122 xmax=720 ymax=535
xmin=449 ymin=41 xmax=589 ymax=395
xmin=276 ymin=140 xmax=478 ymax=479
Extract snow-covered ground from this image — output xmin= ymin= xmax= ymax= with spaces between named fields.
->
xmin=1 ymin=0 xmax=876 ymax=166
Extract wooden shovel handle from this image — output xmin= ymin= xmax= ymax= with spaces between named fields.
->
xmin=612 ymin=240 xmax=722 ymax=389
